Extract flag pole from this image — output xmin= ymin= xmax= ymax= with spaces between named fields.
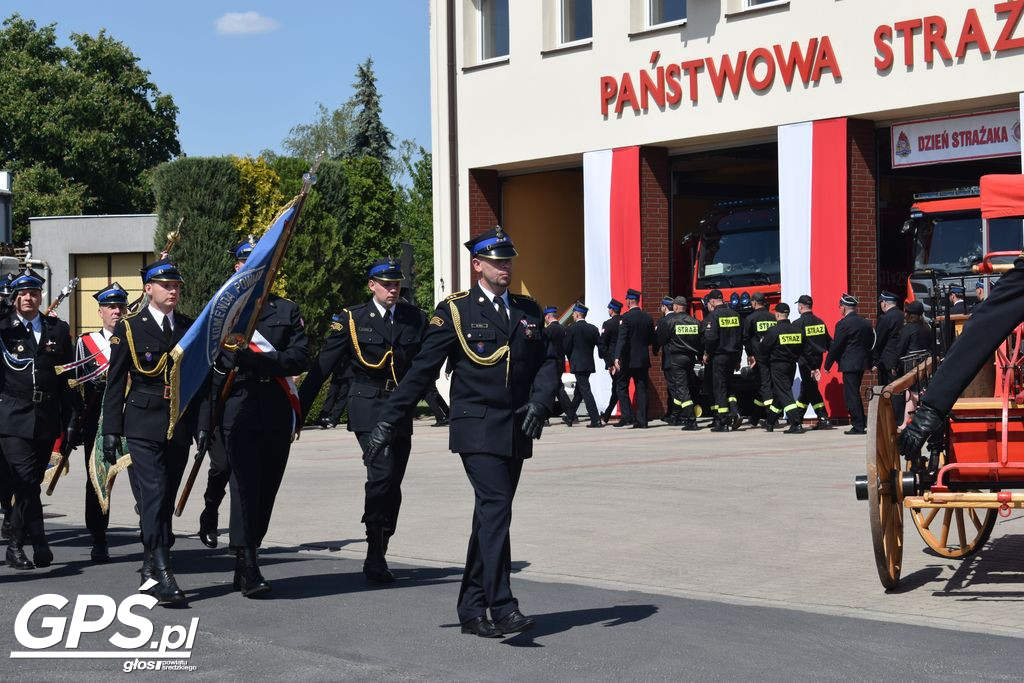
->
xmin=175 ymin=154 xmax=323 ymax=517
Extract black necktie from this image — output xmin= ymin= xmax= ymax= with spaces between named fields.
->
xmin=383 ymin=310 xmax=393 ymax=326
xmin=495 ymin=296 xmax=509 ymax=327
xmin=23 ymin=321 xmax=36 ymax=351
xmin=161 ymin=316 xmax=172 ymax=343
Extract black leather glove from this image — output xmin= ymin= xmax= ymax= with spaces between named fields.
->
xmin=516 ymin=402 xmax=549 ymax=440
xmin=194 ymin=430 xmax=210 ymax=459
xmin=234 ymin=348 xmax=259 ymax=371
xmin=102 ymin=434 xmax=121 ymax=466
xmin=61 ymin=426 xmax=78 ymax=457
xmin=898 ymin=402 xmax=945 ymax=462
xmin=363 ymin=421 xmax=395 ymax=463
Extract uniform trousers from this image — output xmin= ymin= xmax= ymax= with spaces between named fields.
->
xmin=568 ymin=372 xmax=601 ymax=424
xmin=0 ymin=436 xmax=52 ymax=541
xmin=457 ymin=452 xmax=523 ymax=623
xmin=202 ymin=427 xmax=231 ymax=512
xmin=753 ymin=361 xmax=774 ymax=416
xmin=876 ymin=366 xmax=894 ymax=387
xmin=424 ymin=385 xmax=449 ymax=422
xmin=666 ymin=357 xmax=698 ymax=417
xmin=125 ymin=438 xmax=188 ymax=549
xmin=769 ymin=362 xmax=802 ymax=424
xmin=356 ymin=431 xmax=412 ymax=533
xmin=603 ymin=368 xmax=621 ymax=418
xmin=616 ymin=368 xmax=649 ymax=426
xmin=225 ymin=426 xmax=291 ymax=547
xmin=321 ymin=373 xmax=352 ymax=423
xmin=711 ymin=353 xmax=740 ymax=416
xmin=81 ymin=426 xmax=108 ymax=541
xmin=844 ymin=371 xmax=866 ymax=430
xmin=797 ymin=363 xmax=828 ymax=416
xmin=1 ymin=442 xmax=13 ymax=523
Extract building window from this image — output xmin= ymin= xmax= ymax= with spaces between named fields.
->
xmin=561 ymin=0 xmax=592 ymax=43
xmin=648 ymin=0 xmax=686 ymax=27
xmin=480 ymin=0 xmax=509 ymax=60
xmin=747 ymin=0 xmax=778 ymax=5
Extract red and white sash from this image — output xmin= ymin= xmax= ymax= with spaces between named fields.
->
xmin=249 ymin=329 xmax=302 ymax=433
xmin=82 ymin=332 xmax=111 ymax=366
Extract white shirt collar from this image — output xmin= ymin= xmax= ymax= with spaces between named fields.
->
xmin=147 ymin=304 xmax=175 ymax=330
xmin=477 ymin=282 xmax=510 ymax=310
xmin=371 ymin=298 xmax=396 ymax=319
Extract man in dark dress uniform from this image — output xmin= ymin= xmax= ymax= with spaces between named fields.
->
xmin=1 ymin=273 xmax=16 ymax=541
xmin=824 ymin=294 xmax=874 ymax=435
xmin=544 ymin=306 xmax=574 ymax=424
xmin=658 ymin=296 xmax=703 ymax=431
xmin=613 ymin=289 xmax=655 ymax=428
xmin=564 ymin=303 xmax=602 ymax=427
xmin=363 ymin=227 xmax=559 ymax=638
xmin=202 ymin=240 xmax=310 ymax=596
xmin=103 ymin=259 xmax=199 ymax=605
xmin=872 ymin=291 xmax=904 ymax=386
xmin=597 ymin=299 xmax=623 ymax=423
xmin=1 ymin=270 xmax=80 ymax=570
xmin=901 ymin=258 xmax=1024 ymax=462
xmin=948 ymin=285 xmax=968 ymax=315
xmin=703 ymin=289 xmax=743 ymax=432
xmin=742 ymin=292 xmax=777 ymax=427
xmin=792 ymin=295 xmax=833 ymax=429
xmin=73 ymin=282 xmax=130 ymax=563
xmin=760 ymin=303 xmax=807 ymax=434
xmin=299 ymin=257 xmax=426 ymax=583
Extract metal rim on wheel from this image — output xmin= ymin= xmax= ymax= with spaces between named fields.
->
xmin=866 ymin=392 xmax=903 ymax=589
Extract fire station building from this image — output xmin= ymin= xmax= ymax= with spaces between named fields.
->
xmin=428 ymin=0 xmax=1024 ymax=415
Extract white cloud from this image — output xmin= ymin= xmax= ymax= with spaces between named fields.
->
xmin=215 ymin=11 xmax=279 ymax=35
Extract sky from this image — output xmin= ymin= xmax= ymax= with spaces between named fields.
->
xmin=2 ymin=1 xmax=432 ymax=158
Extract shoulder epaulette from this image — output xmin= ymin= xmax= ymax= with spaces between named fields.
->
xmin=444 ymin=290 xmax=469 ymax=303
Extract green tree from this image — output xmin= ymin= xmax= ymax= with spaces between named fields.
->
xmin=347 ymin=58 xmax=394 ymax=170
xmin=0 ymin=14 xmax=180 ymax=241
xmin=396 ymin=145 xmax=434 ymax=309
xmin=281 ymin=102 xmax=354 ymax=161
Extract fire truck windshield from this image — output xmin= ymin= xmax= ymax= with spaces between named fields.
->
xmin=914 ymin=214 xmax=1023 ymax=273
xmin=697 ymin=227 xmax=780 ymax=288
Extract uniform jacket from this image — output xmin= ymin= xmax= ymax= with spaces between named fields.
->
xmin=742 ymin=309 xmax=777 ymax=362
xmin=299 ymin=299 xmax=426 ymax=435
xmin=792 ymin=311 xmax=832 ymax=370
xmin=654 ymin=315 xmax=672 ymax=369
xmin=103 ymin=309 xmax=199 ymax=447
xmin=75 ymin=329 xmax=114 ymax=440
xmin=212 ymin=296 xmax=309 ymax=434
xmin=703 ymin=306 xmax=743 ymax=356
xmin=597 ymin=315 xmax=620 ymax=369
xmin=546 ymin=321 xmax=567 ymax=361
xmin=824 ymin=312 xmax=874 ymax=373
xmin=950 ymin=299 xmax=968 ymax=315
xmin=0 ymin=314 xmax=80 ymax=440
xmin=564 ymin=319 xmax=599 ymax=374
xmin=761 ymin=319 xmax=806 ymax=366
xmin=377 ymin=284 xmax=559 ymax=458
xmin=873 ymin=306 xmax=904 ymax=370
xmin=893 ymin=319 xmax=933 ymax=366
xmin=657 ymin=311 xmax=703 ymax=362
xmin=614 ymin=306 xmax=655 ymax=369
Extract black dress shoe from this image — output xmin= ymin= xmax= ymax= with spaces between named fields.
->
xmin=814 ymin=417 xmax=833 ymax=430
xmin=198 ymin=506 xmax=218 ymax=549
xmin=6 ymin=545 xmax=34 ymax=570
xmin=431 ymin=419 xmax=449 ymax=427
xmin=631 ymin=423 xmax=647 ymax=429
xmin=33 ymin=544 xmax=53 ymax=568
xmin=586 ymin=422 xmax=604 ymax=428
xmin=562 ymin=416 xmax=575 ymax=427
xmin=494 ymin=610 xmax=536 ymax=635
xmin=845 ymin=427 xmax=867 ymax=435
xmin=784 ymin=423 xmax=805 ymax=434
xmin=234 ymin=547 xmax=271 ymax=597
xmin=613 ymin=420 xmax=634 ymax=428
xmin=460 ymin=616 xmax=502 ymax=638
xmin=151 ymin=546 xmax=187 ymax=607
xmin=91 ymin=542 xmax=110 ymax=563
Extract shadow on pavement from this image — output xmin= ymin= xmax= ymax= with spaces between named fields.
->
xmin=449 ymin=604 xmax=661 ymax=648
xmin=935 ymin=534 xmax=1024 ymax=600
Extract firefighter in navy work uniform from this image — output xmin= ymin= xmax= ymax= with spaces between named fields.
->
xmin=613 ymin=289 xmax=655 ymax=428
xmin=1 ymin=269 xmax=80 ymax=570
xmin=759 ymin=303 xmax=807 ymax=433
xmin=657 ymin=296 xmax=703 ymax=431
xmin=702 ymin=289 xmax=743 ymax=431
xmin=742 ymin=292 xmax=777 ymax=427
xmin=792 ymin=294 xmax=833 ymax=429
xmin=564 ymin=303 xmax=603 ymax=427
xmin=824 ymin=294 xmax=874 ymax=435
xmin=299 ymin=257 xmax=426 ymax=584
xmin=872 ymin=291 xmax=904 ymax=387
xmin=598 ymin=299 xmax=623 ymax=423
xmin=74 ymin=282 xmax=130 ymax=563
xmin=203 ymin=240 xmax=310 ymax=596
xmin=363 ymin=227 xmax=559 ymax=639
xmin=656 ymin=297 xmax=677 ymax=423
xmin=103 ymin=259 xmax=200 ymax=605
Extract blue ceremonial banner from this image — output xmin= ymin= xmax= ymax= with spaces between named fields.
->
xmin=165 ymin=201 xmax=298 ymax=438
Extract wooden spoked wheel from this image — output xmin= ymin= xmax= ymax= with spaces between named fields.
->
xmin=866 ymin=392 xmax=903 ymax=589
xmin=905 ymin=455 xmax=996 ymax=558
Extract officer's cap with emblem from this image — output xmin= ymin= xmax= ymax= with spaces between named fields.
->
xmin=878 ymin=291 xmax=899 ymax=303
xmin=661 ymin=297 xmax=673 ymax=307
xmin=673 ymin=296 xmax=687 ymax=307
xmin=776 ymin=302 xmax=790 ymax=314
xmin=141 ymin=259 xmax=183 ymax=284
xmin=707 ymin=289 xmax=724 ymax=301
xmin=573 ymin=303 xmax=588 ymax=315
xmin=839 ymin=293 xmax=859 ymax=307
xmin=465 ymin=225 xmax=518 ymax=260
xmin=949 ymin=284 xmax=965 ymax=295
xmin=229 ymin=235 xmax=257 ymax=261
xmin=10 ymin=268 xmax=45 ymax=293
xmin=94 ymin=282 xmax=129 ymax=305
xmin=607 ymin=298 xmax=623 ymax=312
xmin=367 ymin=257 xmax=404 ymax=282
xmin=797 ymin=294 xmax=814 ymax=307
xmin=0 ymin=272 xmax=15 ymax=296
xmin=543 ymin=306 xmax=558 ymax=316
xmin=625 ymin=288 xmax=642 ymax=301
